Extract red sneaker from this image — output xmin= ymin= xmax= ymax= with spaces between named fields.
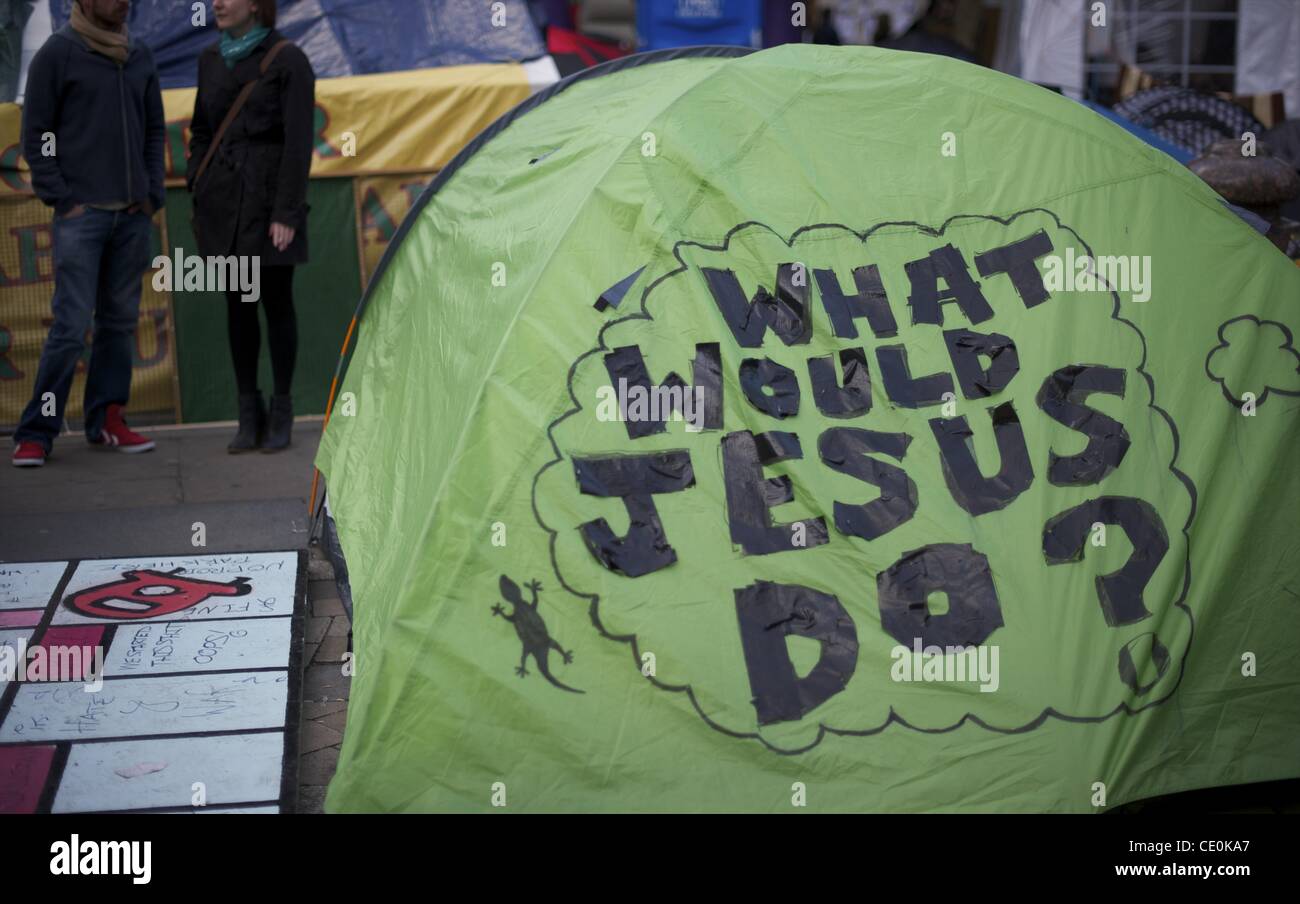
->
xmin=11 ymin=441 xmax=46 ymax=467
xmin=95 ymin=404 xmax=155 ymax=454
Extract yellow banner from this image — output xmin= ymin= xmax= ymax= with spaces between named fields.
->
xmin=354 ymin=172 xmax=437 ymax=289
xmin=0 ymin=195 xmax=177 ymax=428
xmin=0 ymin=63 xmax=530 ymax=195
xmin=0 ymin=63 xmax=527 ymax=426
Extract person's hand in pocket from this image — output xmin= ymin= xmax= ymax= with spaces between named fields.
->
xmin=270 ymin=222 xmax=295 ymax=252
xmin=61 ymin=204 xmax=87 ymax=219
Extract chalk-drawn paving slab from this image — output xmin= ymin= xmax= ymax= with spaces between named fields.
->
xmin=52 ymin=732 xmax=285 ymax=813
xmin=0 ymin=561 xmax=68 ymax=609
xmin=103 ymin=618 xmax=292 ymax=677
xmin=0 ymin=671 xmax=289 ymax=743
xmin=0 ymin=550 xmax=304 ymax=813
xmin=53 ymin=552 xmax=296 ymax=625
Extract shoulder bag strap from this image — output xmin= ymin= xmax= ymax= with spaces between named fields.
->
xmin=190 ymin=40 xmax=291 ymax=190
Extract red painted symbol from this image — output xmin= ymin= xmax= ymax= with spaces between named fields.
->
xmin=63 ymin=568 xmax=252 ymax=620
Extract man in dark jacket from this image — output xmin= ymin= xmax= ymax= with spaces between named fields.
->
xmin=11 ymin=0 xmax=165 ymax=468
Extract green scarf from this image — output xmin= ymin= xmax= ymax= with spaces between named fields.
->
xmin=219 ymin=25 xmax=271 ymax=69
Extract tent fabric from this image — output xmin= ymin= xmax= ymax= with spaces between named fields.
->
xmin=317 ymin=44 xmax=1300 ymax=812
xmin=346 ymin=45 xmax=748 ymax=326
xmin=46 ymin=0 xmax=547 ymax=89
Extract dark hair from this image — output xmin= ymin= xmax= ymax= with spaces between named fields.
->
xmin=256 ymin=0 xmax=277 ymax=28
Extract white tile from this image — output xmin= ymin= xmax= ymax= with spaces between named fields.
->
xmin=52 ymin=732 xmax=284 ymax=813
xmin=0 ymin=561 xmax=68 ymax=609
xmin=103 ymin=618 xmax=292 ymax=677
xmin=0 ymin=671 xmax=288 ymax=743
xmin=53 ymin=552 xmax=297 ymax=625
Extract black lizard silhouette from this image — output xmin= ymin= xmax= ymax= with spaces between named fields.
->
xmin=492 ymin=575 xmax=583 ymax=693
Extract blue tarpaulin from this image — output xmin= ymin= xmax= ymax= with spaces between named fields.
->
xmin=48 ymin=0 xmax=547 ymax=88
xmin=1079 ymin=99 xmax=1195 ymax=165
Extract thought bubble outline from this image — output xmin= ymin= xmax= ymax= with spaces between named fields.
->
xmin=531 ymin=208 xmax=1198 ymax=754
xmin=1204 ymin=314 xmax=1300 ymax=408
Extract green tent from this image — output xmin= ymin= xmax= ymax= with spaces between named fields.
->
xmin=316 ymin=45 xmax=1300 ymax=812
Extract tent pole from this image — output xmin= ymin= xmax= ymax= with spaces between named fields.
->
xmin=308 ymin=312 xmax=360 ymax=541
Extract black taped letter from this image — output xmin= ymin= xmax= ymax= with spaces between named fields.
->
xmin=974 ymin=229 xmax=1055 ymax=309
xmin=574 ymin=451 xmax=695 ymax=577
xmin=904 ymin=243 xmax=994 ymax=326
xmin=942 ymin=328 xmax=1019 ymax=399
xmin=877 ymin=544 xmax=1004 ymax=647
xmin=1036 ymin=364 xmax=1130 ymax=486
xmin=818 ymin=427 xmax=917 ymax=541
xmin=701 ymin=264 xmax=812 ymax=348
xmin=1118 ymin=633 xmax=1171 ymax=695
xmin=1042 ymin=496 xmax=1168 ymax=626
xmin=813 ymin=265 xmax=897 ymax=338
xmin=739 ymin=357 xmax=801 ymax=419
xmin=722 ymin=430 xmax=828 ymax=555
xmin=603 ymin=343 xmax=724 ymax=438
xmin=929 ymin=401 xmax=1034 ymax=515
xmin=807 ymin=347 xmax=872 ymax=418
xmin=877 ymin=344 xmax=955 ymax=409
xmin=734 ymin=581 xmax=858 ymax=725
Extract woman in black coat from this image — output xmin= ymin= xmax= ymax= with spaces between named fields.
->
xmin=188 ymin=0 xmax=314 ymax=452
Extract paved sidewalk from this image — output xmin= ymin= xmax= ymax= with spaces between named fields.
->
xmin=0 ymin=419 xmax=349 ymax=813
xmin=1 ymin=420 xmax=323 ymax=560
xmin=300 ymin=569 xmax=352 ymax=814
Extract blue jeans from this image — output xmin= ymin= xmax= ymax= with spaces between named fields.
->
xmin=14 ymin=207 xmax=152 ymax=451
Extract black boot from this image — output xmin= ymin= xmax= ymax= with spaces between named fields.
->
xmin=228 ymin=392 xmax=265 ymax=453
xmin=262 ymin=394 xmax=293 ymax=453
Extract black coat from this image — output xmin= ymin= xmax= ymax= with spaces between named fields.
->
xmin=187 ymin=31 xmax=315 ymax=265
xmin=23 ymin=26 xmax=166 ymax=216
